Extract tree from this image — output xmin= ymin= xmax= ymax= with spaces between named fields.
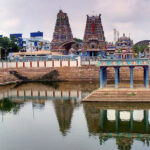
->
xmin=73 ymin=37 xmax=83 ymax=43
xmin=133 ymin=45 xmax=148 ymax=53
xmin=0 ymin=36 xmax=20 ymax=60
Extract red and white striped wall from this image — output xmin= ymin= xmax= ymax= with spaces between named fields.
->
xmin=0 ymin=59 xmax=81 ymax=69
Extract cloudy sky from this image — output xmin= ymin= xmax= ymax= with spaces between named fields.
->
xmin=0 ymin=0 xmax=150 ymax=43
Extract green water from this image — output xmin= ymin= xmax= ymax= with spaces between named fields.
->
xmin=0 ymin=81 xmax=150 ymax=150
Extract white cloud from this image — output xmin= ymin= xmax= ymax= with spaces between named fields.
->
xmin=2 ymin=18 xmax=21 ymax=29
xmin=0 ymin=0 xmax=150 ymax=43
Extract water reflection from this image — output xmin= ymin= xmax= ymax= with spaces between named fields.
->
xmin=0 ymin=98 xmax=23 ymax=116
xmin=0 ymin=82 xmax=150 ymax=150
xmin=53 ymin=99 xmax=79 ymax=136
xmin=83 ymin=103 xmax=150 ymax=149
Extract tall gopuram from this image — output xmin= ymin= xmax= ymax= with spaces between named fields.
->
xmin=80 ymin=14 xmax=106 ymax=56
xmin=51 ymin=10 xmax=75 ymax=54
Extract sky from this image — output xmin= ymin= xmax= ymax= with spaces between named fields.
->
xmin=0 ymin=0 xmax=150 ymax=43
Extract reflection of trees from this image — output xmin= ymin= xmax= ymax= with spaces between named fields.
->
xmin=0 ymin=98 xmax=22 ymax=115
xmin=53 ymin=99 xmax=77 ymax=136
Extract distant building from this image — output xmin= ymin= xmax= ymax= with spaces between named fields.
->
xmin=22 ymin=31 xmax=50 ymax=52
xmin=115 ymin=33 xmax=134 ymax=59
xmin=30 ymin=31 xmax=43 ymax=39
xmin=106 ymin=42 xmax=115 ymax=54
xmin=10 ymin=33 xmax=23 ymax=47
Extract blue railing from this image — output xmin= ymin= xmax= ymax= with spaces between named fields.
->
xmin=5 ymin=55 xmax=78 ymax=62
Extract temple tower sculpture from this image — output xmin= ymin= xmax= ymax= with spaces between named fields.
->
xmin=51 ymin=10 xmax=75 ymax=54
xmin=81 ymin=14 xmax=106 ymax=56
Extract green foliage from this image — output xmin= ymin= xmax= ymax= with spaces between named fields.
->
xmin=133 ymin=45 xmax=148 ymax=53
xmin=127 ymin=92 xmax=136 ymax=96
xmin=0 ymin=36 xmax=21 ymax=60
xmin=0 ymin=98 xmax=21 ymax=114
xmin=73 ymin=37 xmax=83 ymax=43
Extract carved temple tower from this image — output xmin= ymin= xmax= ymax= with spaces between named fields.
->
xmin=81 ymin=14 xmax=106 ymax=56
xmin=51 ymin=10 xmax=75 ymax=54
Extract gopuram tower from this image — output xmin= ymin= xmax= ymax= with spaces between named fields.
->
xmin=81 ymin=14 xmax=106 ymax=56
xmin=51 ymin=10 xmax=75 ymax=54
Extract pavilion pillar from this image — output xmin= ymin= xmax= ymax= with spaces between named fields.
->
xmin=144 ymin=66 xmax=149 ymax=88
xmin=118 ymin=68 xmax=120 ymax=82
xmin=115 ymin=110 xmax=119 ymax=131
xmin=144 ymin=67 xmax=146 ymax=87
xmin=146 ymin=66 xmax=149 ymax=88
xmin=114 ymin=67 xmax=119 ymax=89
xmin=92 ymin=51 xmax=94 ymax=57
xmin=130 ymin=111 xmax=133 ymax=132
xmin=130 ymin=67 xmax=134 ymax=88
xmin=100 ymin=67 xmax=104 ymax=88
xmin=100 ymin=110 xmax=104 ymax=130
xmin=105 ymin=68 xmax=107 ymax=85
xmin=103 ymin=67 xmax=107 ymax=86
xmin=144 ymin=110 xmax=149 ymax=133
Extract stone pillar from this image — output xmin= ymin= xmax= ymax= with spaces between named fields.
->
xmin=118 ymin=68 xmax=120 ymax=82
xmin=130 ymin=110 xmax=133 ymax=132
xmin=114 ymin=67 xmax=119 ymax=89
xmin=143 ymin=67 xmax=146 ymax=86
xmin=100 ymin=110 xmax=104 ymax=130
xmin=92 ymin=51 xmax=94 ymax=57
xmin=115 ymin=110 xmax=119 ymax=131
xmin=100 ymin=67 xmax=104 ymax=88
xmin=130 ymin=67 xmax=134 ymax=88
xmin=103 ymin=67 xmax=107 ymax=86
xmin=146 ymin=66 xmax=149 ymax=88
xmin=144 ymin=66 xmax=149 ymax=88
xmin=77 ymin=56 xmax=81 ymax=67
xmin=144 ymin=110 xmax=149 ymax=133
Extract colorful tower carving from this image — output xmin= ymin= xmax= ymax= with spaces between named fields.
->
xmin=51 ymin=10 xmax=75 ymax=54
xmin=81 ymin=14 xmax=106 ymax=56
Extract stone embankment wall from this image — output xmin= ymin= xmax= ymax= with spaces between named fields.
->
xmin=0 ymin=66 xmax=146 ymax=85
xmin=0 ymin=58 xmax=147 ymax=85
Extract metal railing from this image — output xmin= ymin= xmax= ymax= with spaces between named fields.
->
xmin=3 ymin=55 xmax=79 ymax=62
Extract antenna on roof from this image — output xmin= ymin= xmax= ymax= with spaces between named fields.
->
xmin=129 ymin=33 xmax=131 ymax=39
xmin=117 ymin=31 xmax=119 ymax=40
xmin=114 ymin=29 xmax=117 ymax=44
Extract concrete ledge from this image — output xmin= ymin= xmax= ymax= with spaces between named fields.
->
xmin=82 ymin=88 xmax=150 ymax=102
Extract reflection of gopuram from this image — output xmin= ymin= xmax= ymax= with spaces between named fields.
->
xmin=53 ymin=100 xmax=78 ymax=136
xmin=83 ymin=103 xmax=150 ymax=149
xmin=32 ymin=100 xmax=45 ymax=109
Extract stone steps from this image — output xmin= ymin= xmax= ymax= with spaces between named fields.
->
xmin=83 ymin=88 xmax=150 ymax=102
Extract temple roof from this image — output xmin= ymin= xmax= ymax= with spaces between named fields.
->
xmin=119 ymin=33 xmax=131 ymax=41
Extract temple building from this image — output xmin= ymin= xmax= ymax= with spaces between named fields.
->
xmin=115 ymin=34 xmax=134 ymax=59
xmin=51 ymin=10 xmax=76 ymax=54
xmin=80 ymin=14 xmax=106 ymax=56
